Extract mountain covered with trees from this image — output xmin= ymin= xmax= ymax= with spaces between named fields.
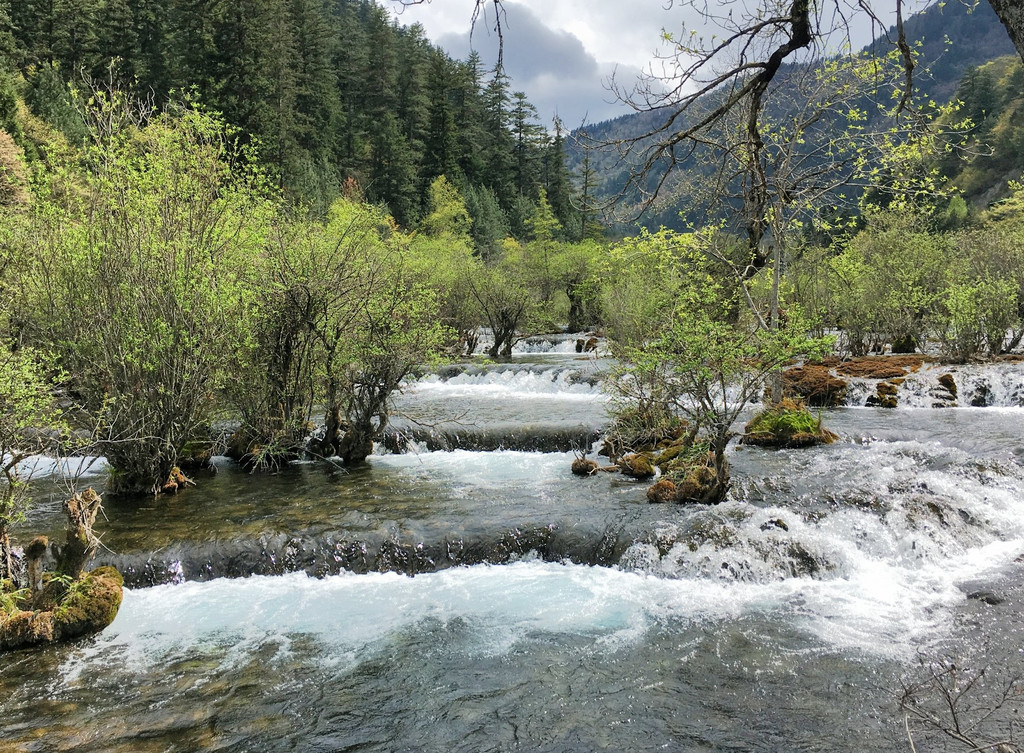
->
xmin=0 ymin=0 xmax=581 ymax=243
xmin=571 ymin=0 xmax=1020 ymax=232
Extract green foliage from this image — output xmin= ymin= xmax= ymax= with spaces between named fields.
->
xmin=23 ymin=96 xmax=273 ymax=493
xmin=828 ymin=212 xmax=951 ymax=354
xmin=0 ymin=346 xmax=60 ymax=516
xmin=604 ymin=228 xmax=830 ymax=465
xmin=0 ymin=345 xmax=61 ymax=580
xmin=419 ymin=175 xmax=472 ymax=239
xmin=1 ymin=0 xmax=582 ymax=233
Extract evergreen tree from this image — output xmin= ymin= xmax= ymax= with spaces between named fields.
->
xmin=94 ymin=0 xmax=140 ymax=80
xmin=541 ymin=119 xmax=577 ymax=238
xmin=510 ymin=89 xmax=544 ymax=198
xmin=0 ymin=1 xmax=20 ymax=69
xmin=369 ymin=111 xmax=419 ymax=226
xmin=422 ymin=50 xmax=462 ymax=185
xmin=462 ymin=181 xmax=508 ymax=260
xmin=481 ymin=65 xmax=515 ymax=200
xmin=288 ymin=0 xmax=344 ymax=204
xmin=453 ymin=51 xmax=487 ymax=184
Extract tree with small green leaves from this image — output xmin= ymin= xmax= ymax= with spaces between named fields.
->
xmin=604 ymin=228 xmax=830 ymax=500
xmin=24 ymin=94 xmax=274 ymax=494
xmin=0 ymin=346 xmax=61 ymax=583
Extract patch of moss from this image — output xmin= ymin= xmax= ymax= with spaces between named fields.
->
xmin=1 ymin=567 xmax=123 ymax=652
xmin=619 ymin=453 xmax=656 ymax=479
xmin=743 ymin=399 xmax=838 ymax=448
xmin=782 ymin=365 xmax=848 ymax=407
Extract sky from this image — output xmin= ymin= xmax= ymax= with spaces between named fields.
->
xmin=387 ymin=0 xmax=927 ymax=131
xmin=387 ymin=0 xmax=680 ymax=128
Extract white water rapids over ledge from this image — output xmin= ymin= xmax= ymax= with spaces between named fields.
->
xmin=6 ymin=345 xmax=1024 ymax=751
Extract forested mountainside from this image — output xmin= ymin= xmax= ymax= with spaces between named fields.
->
xmin=0 ymin=0 xmax=579 ymax=241
xmin=571 ymin=0 xmax=1019 ymax=232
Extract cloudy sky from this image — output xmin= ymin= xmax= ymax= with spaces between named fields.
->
xmin=387 ymin=0 xmax=925 ymax=130
xmin=388 ymin=0 xmax=680 ymax=128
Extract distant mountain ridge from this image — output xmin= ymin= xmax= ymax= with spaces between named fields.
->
xmin=570 ymin=0 xmax=1018 ymax=230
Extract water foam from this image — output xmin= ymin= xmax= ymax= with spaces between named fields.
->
xmin=406 ymin=367 xmax=604 ymax=402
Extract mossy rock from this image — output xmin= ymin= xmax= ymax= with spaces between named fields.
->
xmin=672 ymin=459 xmax=728 ymax=505
xmin=619 ymin=453 xmax=656 ymax=479
xmin=866 ymin=381 xmax=899 ymax=408
xmin=938 ymin=373 xmax=958 ymax=399
xmin=655 ymin=440 xmax=684 ymax=467
xmin=571 ymin=457 xmax=599 ymax=476
xmin=742 ymin=399 xmax=838 ymax=448
xmin=646 ymin=479 xmax=677 ymax=503
xmin=876 ymin=382 xmax=898 ymax=397
xmin=0 ymin=567 xmax=124 ymax=653
xmin=177 ymin=440 xmax=214 ymax=471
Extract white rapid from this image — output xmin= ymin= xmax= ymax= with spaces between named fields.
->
xmin=7 ymin=346 xmax=1024 ymax=753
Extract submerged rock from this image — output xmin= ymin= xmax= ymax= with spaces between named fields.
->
xmin=966 ymin=590 xmax=1004 ymax=606
xmin=0 ymin=566 xmax=124 ymax=652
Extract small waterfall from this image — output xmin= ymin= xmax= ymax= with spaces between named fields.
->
xmin=846 ymin=361 xmax=1024 ymax=408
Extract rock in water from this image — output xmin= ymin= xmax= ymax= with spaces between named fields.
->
xmin=646 ymin=479 xmax=677 ymax=503
xmin=0 ymin=567 xmax=124 ymax=652
xmin=619 ymin=453 xmax=656 ymax=479
xmin=571 ymin=458 xmax=599 ymax=476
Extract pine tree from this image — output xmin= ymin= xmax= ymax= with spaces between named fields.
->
xmin=368 ymin=110 xmax=419 ymax=226
xmin=0 ymin=1 xmax=20 ymax=68
xmin=95 ymin=0 xmax=140 ymax=79
xmin=422 ymin=50 xmax=462 ymax=184
xmin=481 ymin=64 xmax=515 ymax=200
xmin=510 ymin=89 xmax=544 ymax=198
xmin=541 ymin=118 xmax=577 ymax=238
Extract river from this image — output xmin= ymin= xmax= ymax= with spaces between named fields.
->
xmin=3 ymin=338 xmax=1024 ymax=752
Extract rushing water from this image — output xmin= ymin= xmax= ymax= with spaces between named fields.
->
xmin=4 ymin=343 xmax=1024 ymax=752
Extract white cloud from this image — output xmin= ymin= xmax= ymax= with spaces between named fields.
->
xmin=388 ymin=0 xmax=667 ymax=126
xmin=385 ymin=0 xmax=929 ymax=128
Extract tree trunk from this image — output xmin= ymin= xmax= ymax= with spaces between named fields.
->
xmin=56 ymin=489 xmax=103 ymax=581
xmin=989 ymin=0 xmax=1024 ymax=62
xmin=0 ymin=527 xmax=15 ymax=586
xmin=567 ymin=289 xmax=585 ymax=333
xmin=337 ymin=420 xmax=374 ymax=464
xmin=768 ymin=242 xmax=784 ymax=403
xmin=321 ymin=405 xmax=344 ymax=457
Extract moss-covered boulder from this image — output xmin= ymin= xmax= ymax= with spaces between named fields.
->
xmin=646 ymin=479 xmax=677 ymax=503
xmin=177 ymin=440 xmax=214 ymax=471
xmin=742 ymin=399 xmax=838 ymax=448
xmin=571 ymin=457 xmax=599 ymax=476
xmin=619 ymin=453 xmax=656 ymax=479
xmin=0 ymin=567 xmax=123 ymax=652
xmin=866 ymin=381 xmax=899 ymax=408
xmin=782 ymin=365 xmax=848 ymax=407
xmin=672 ymin=457 xmax=728 ymax=505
